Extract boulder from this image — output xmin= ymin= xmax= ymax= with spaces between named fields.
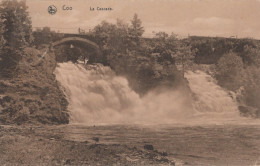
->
xmin=238 ymin=106 xmax=260 ymax=118
xmin=144 ymin=144 xmax=154 ymax=151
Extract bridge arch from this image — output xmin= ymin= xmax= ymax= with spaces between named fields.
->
xmin=52 ymin=37 xmax=103 ymax=63
xmin=52 ymin=37 xmax=101 ymax=55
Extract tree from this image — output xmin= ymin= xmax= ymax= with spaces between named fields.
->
xmin=176 ymin=38 xmax=195 ymax=77
xmin=129 ymin=13 xmax=144 ymax=46
xmin=216 ymin=52 xmax=245 ymax=90
xmin=90 ymin=21 xmax=117 ymax=49
xmin=242 ymin=45 xmax=260 ymax=67
xmin=33 ymin=27 xmax=51 ymax=47
xmin=0 ymin=0 xmax=33 ymax=74
xmin=153 ymin=33 xmax=195 ymax=77
xmin=90 ymin=20 xmax=130 ymax=55
xmin=0 ymin=0 xmax=33 ymax=49
xmin=90 ymin=14 xmax=145 ymax=55
xmin=244 ymin=66 xmax=260 ymax=110
xmin=114 ymin=19 xmax=129 ymax=53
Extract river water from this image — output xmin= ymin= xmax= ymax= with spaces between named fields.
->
xmin=54 ymin=62 xmax=260 ymax=165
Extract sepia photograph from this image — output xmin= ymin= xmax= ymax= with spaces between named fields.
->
xmin=0 ymin=0 xmax=260 ymax=165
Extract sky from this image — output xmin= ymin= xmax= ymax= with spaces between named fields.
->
xmin=26 ymin=0 xmax=260 ymax=39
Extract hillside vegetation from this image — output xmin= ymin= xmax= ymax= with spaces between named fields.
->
xmin=0 ymin=48 xmax=69 ymax=124
xmin=0 ymin=1 xmax=69 ymax=124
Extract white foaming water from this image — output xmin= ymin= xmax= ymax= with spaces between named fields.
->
xmin=55 ymin=62 xmax=258 ymax=125
xmin=54 ymin=62 xmax=193 ymax=125
xmin=185 ymin=70 xmax=248 ymax=124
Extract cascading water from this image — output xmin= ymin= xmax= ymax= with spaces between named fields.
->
xmin=54 ymin=62 xmax=252 ymax=125
xmin=54 ymin=62 xmax=193 ymax=125
xmin=185 ymin=70 xmax=244 ymax=124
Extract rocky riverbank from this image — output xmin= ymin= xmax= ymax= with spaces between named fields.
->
xmin=0 ymin=125 xmax=177 ymax=166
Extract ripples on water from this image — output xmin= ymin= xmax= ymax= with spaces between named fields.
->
xmin=40 ymin=124 xmax=259 ymax=166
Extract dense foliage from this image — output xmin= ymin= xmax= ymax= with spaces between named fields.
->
xmin=89 ymin=14 xmax=190 ymax=94
xmin=216 ymin=52 xmax=244 ymax=91
xmin=0 ymin=0 xmax=33 ymax=77
xmin=33 ymin=27 xmax=64 ymax=48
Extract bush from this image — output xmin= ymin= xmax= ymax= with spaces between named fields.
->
xmin=244 ymin=67 xmax=260 ymax=109
xmin=241 ymin=45 xmax=260 ymax=67
xmin=216 ymin=52 xmax=245 ymax=91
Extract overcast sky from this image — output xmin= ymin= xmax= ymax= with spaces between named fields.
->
xmin=27 ymin=0 xmax=260 ymax=39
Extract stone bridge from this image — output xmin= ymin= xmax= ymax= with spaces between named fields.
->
xmin=53 ymin=36 xmax=101 ymax=54
xmin=52 ymin=34 xmax=103 ymax=63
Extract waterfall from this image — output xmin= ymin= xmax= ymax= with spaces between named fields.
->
xmin=54 ymin=62 xmax=193 ymax=125
xmin=54 ymin=62 xmax=253 ymax=125
xmin=185 ymin=70 xmax=243 ymax=124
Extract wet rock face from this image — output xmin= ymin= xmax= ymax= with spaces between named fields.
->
xmin=0 ymin=47 xmax=69 ymax=125
xmin=238 ymin=106 xmax=260 ymax=118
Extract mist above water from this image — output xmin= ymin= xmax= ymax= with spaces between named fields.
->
xmin=54 ymin=62 xmax=253 ymax=125
xmin=55 ymin=62 xmax=194 ymax=124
